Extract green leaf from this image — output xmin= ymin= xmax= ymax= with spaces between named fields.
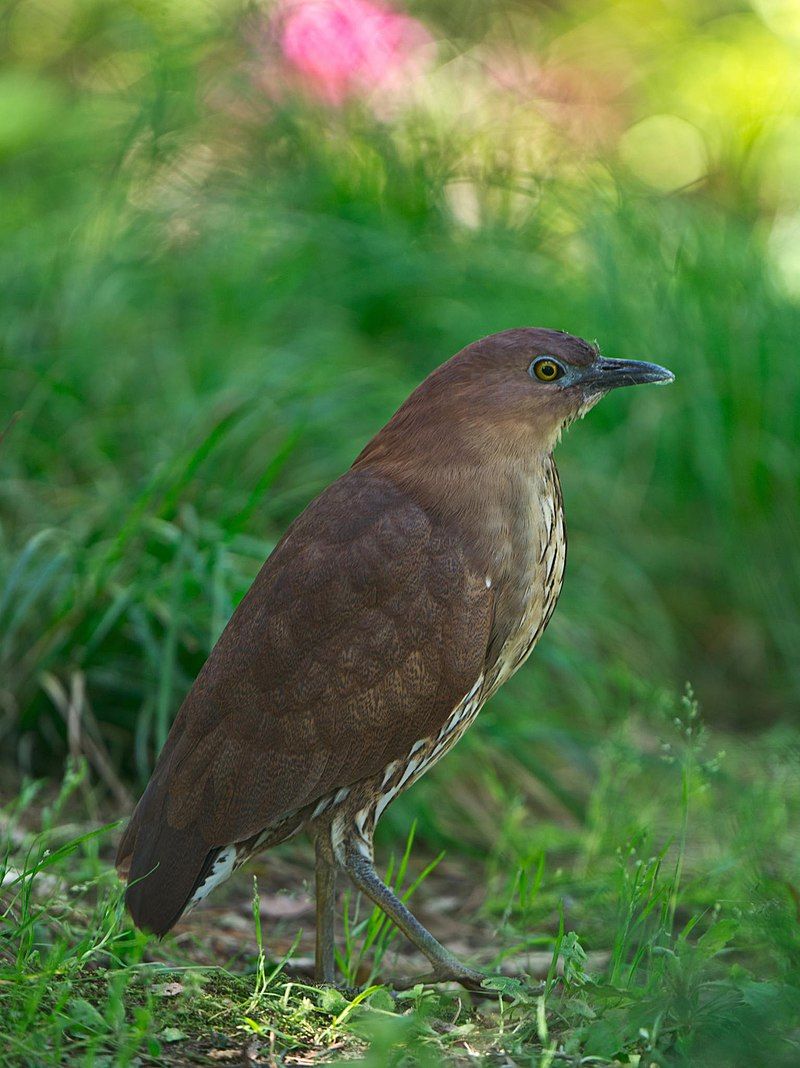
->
xmin=319 ymin=986 xmax=350 ymax=1015
xmin=65 ymin=998 xmax=107 ymax=1034
xmin=159 ymin=1027 xmax=188 ymax=1043
xmin=697 ymin=919 xmax=738 ymax=957
xmin=480 ymin=975 xmax=536 ymax=1003
xmin=366 ymin=986 xmax=396 ymax=1012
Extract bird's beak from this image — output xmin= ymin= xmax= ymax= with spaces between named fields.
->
xmin=586 ymin=356 xmax=675 ymax=390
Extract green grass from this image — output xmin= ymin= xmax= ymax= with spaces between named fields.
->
xmin=2 ymin=0 xmax=800 ymax=1062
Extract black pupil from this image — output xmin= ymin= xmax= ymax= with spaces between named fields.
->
xmin=541 ymin=362 xmax=555 ymax=377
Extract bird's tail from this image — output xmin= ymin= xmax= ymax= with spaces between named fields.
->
xmin=115 ymin=786 xmax=221 ymax=937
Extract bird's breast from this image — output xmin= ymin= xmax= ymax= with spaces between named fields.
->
xmin=484 ymin=457 xmax=567 ymax=696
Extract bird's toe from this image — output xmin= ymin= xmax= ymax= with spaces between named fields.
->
xmin=384 ymin=964 xmax=489 ymax=993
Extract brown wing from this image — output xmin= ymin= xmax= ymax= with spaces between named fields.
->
xmin=117 ymin=468 xmax=493 ymax=933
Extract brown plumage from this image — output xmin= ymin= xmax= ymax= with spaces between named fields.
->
xmin=117 ymin=327 xmax=673 ymax=987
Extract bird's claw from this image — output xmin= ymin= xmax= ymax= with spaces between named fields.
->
xmin=385 ymin=966 xmax=491 ymax=993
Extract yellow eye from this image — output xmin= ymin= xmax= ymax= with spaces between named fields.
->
xmin=531 ymin=357 xmax=564 ymax=382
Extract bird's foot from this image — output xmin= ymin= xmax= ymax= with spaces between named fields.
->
xmin=386 ymin=963 xmax=489 ymax=993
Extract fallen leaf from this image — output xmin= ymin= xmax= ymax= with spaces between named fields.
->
xmin=156 ymin=982 xmax=184 ymax=997
xmin=259 ymin=892 xmax=314 ymax=919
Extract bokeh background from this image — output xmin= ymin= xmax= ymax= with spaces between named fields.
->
xmin=2 ymin=0 xmax=798 ymax=785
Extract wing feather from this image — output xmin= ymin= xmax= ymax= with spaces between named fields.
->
xmin=118 ymin=468 xmax=492 ymax=933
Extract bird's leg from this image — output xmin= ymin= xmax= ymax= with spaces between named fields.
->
xmin=343 ymin=843 xmax=485 ymax=990
xmin=315 ymin=834 xmax=337 ymax=984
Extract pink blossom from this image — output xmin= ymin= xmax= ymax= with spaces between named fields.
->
xmin=276 ymin=0 xmax=433 ymax=107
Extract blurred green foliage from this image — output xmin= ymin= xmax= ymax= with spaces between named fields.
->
xmin=1 ymin=0 xmax=799 ymax=784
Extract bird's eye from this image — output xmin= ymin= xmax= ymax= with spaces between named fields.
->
xmin=530 ymin=357 xmax=564 ymax=383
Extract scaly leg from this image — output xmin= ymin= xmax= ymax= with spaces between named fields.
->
xmin=343 ymin=842 xmax=485 ymax=990
xmin=315 ymin=834 xmax=337 ymax=984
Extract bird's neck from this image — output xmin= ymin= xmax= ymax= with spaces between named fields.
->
xmin=354 ymin=418 xmax=558 ymax=579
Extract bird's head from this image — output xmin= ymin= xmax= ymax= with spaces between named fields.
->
xmin=431 ymin=327 xmax=675 ymax=454
xmin=358 ymin=327 xmax=674 ymax=471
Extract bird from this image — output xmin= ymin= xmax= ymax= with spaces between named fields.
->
xmin=116 ymin=328 xmax=673 ymax=988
